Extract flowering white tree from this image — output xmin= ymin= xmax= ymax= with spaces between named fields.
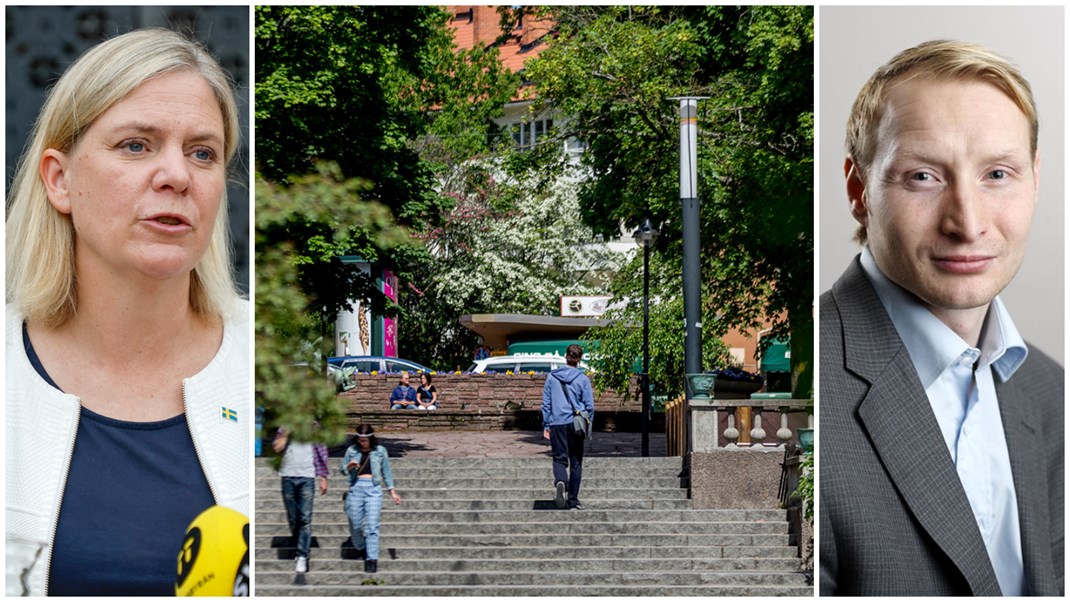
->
xmin=399 ymin=167 xmax=625 ymax=370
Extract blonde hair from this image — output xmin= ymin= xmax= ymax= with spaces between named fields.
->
xmin=846 ymin=40 xmax=1038 ymax=244
xmin=6 ymin=28 xmax=242 ymax=327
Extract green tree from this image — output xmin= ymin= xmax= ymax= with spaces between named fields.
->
xmin=520 ymin=5 xmax=814 ymax=397
xmin=254 ymin=6 xmax=529 ymax=438
xmin=256 ymin=164 xmax=417 ymax=444
xmin=584 ymin=282 xmax=730 ymax=401
xmin=255 ymin=5 xmax=519 ymax=328
xmin=256 ymin=6 xmax=516 ymax=210
xmin=400 ymin=168 xmax=625 ymax=370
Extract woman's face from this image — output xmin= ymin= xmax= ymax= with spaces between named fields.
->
xmin=42 ymin=70 xmax=225 ymax=285
xmin=421 ymin=374 xmax=428 ymax=386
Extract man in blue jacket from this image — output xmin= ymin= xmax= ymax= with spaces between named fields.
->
xmin=389 ymin=372 xmax=417 ymax=409
xmin=542 ymin=344 xmax=595 ymax=509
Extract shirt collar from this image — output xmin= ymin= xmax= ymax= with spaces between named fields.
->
xmin=859 ymin=247 xmax=1028 ymax=385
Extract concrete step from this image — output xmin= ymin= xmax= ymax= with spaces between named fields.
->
xmin=258 ymin=476 xmax=685 ymax=488
xmin=256 ymin=458 xmax=686 ymax=479
xmin=254 ymin=569 xmax=809 ymax=587
xmin=258 ymin=487 xmax=688 ymax=501
xmin=255 ymin=544 xmax=799 ymax=561
xmin=256 ymin=508 xmax=786 ymax=523
xmin=256 ymin=498 xmax=693 ymax=511
xmin=257 ymin=464 xmax=683 ymax=475
xmin=258 ymin=457 xmax=685 ymax=468
xmin=257 ymin=457 xmax=684 ymax=472
xmin=254 ymin=532 xmax=791 ymax=548
xmin=254 ymin=453 xmax=809 ymax=596
xmin=257 ymin=470 xmax=687 ymax=483
xmin=257 ymin=556 xmax=802 ymax=573
xmin=254 ymin=583 xmax=813 ymax=596
xmin=257 ymin=520 xmax=787 ymax=536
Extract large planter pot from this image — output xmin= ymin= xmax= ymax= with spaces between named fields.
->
xmin=685 ymin=373 xmax=717 ymax=400
xmin=713 ymin=379 xmax=763 ymax=396
xmin=798 ymin=428 xmax=814 ymax=453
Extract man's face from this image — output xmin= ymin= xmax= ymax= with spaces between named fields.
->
xmin=400 ymin=374 xmax=409 ymax=386
xmin=848 ymin=77 xmax=1038 ymax=314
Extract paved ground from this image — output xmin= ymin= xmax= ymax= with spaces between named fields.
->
xmin=341 ymin=431 xmax=668 ymax=458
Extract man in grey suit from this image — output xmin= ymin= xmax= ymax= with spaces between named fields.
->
xmin=820 ymin=40 xmax=1064 ymax=596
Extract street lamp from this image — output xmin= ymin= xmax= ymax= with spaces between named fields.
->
xmin=633 ymin=218 xmax=659 ymax=457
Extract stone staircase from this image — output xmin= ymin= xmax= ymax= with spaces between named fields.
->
xmin=254 ymin=456 xmax=811 ymax=596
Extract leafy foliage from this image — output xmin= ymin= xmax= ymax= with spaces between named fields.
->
xmin=519 ymin=5 xmax=813 ymax=397
xmin=794 ymin=451 xmax=814 ymax=522
xmin=400 ymin=169 xmax=625 ymax=371
xmin=255 ymin=164 xmax=417 ymax=444
xmin=256 ymin=5 xmax=519 ymax=324
xmin=254 ymin=6 xmax=521 ymax=434
xmin=585 ymin=290 xmax=729 ymax=401
xmin=256 ymin=5 xmax=517 ymax=219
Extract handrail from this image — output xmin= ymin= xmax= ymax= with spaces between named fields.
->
xmin=664 ymin=394 xmax=687 ymax=456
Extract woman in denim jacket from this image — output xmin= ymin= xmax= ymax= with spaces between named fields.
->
xmin=340 ymin=424 xmax=401 ymax=573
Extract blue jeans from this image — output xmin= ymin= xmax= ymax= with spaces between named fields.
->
xmin=281 ymin=476 xmax=315 ymax=558
xmin=391 ymin=403 xmax=417 ymax=410
xmin=550 ymin=424 xmax=585 ymax=508
xmin=345 ymin=478 xmax=383 ymax=560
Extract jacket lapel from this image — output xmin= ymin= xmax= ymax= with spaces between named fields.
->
xmin=997 ymin=377 xmax=1057 ymax=595
xmin=834 ymin=258 xmax=1001 ymax=595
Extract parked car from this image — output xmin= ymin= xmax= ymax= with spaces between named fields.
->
xmin=327 ymin=355 xmax=431 ymax=392
xmin=465 ymin=355 xmax=589 ymax=374
xmin=327 ymin=355 xmax=430 ymax=375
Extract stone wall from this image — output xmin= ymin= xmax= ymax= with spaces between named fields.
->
xmin=339 ymin=373 xmax=660 ymax=432
xmin=691 ymin=448 xmax=811 ymax=568
xmin=689 ymin=448 xmax=785 ymax=509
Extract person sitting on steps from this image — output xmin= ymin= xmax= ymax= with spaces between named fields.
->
xmin=389 ymin=372 xmax=417 ymax=410
xmin=415 ymin=372 xmax=438 ymax=410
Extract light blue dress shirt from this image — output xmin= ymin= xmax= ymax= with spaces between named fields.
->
xmin=860 ymin=248 xmax=1026 ymax=596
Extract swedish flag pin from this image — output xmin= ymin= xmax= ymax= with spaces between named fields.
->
xmin=220 ymin=406 xmax=238 ymax=423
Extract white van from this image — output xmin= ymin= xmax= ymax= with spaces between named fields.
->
xmin=465 ymin=355 xmax=589 ymax=374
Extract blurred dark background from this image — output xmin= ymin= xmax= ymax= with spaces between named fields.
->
xmin=6 ymin=6 xmax=250 ymax=293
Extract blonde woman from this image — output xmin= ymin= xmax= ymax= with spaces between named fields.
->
xmin=6 ymin=28 xmax=248 ymax=596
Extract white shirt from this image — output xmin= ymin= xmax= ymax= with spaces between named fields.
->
xmin=861 ymin=248 xmax=1025 ymax=596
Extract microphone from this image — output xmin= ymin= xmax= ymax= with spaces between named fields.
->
xmin=175 ymin=505 xmax=250 ymax=596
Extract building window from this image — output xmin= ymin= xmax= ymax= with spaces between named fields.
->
xmin=565 ymin=135 xmax=586 ymax=161
xmin=511 ymin=118 xmax=553 ymax=150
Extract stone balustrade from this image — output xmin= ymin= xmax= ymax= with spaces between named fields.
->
xmin=691 ymin=398 xmax=812 ymax=451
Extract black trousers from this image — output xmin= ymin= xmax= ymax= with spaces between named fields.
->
xmin=549 ymin=424 xmax=585 ymax=507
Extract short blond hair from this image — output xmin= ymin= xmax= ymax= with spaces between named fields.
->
xmin=846 ymin=40 xmax=1038 ymax=244
xmin=6 ymin=28 xmax=242 ymax=327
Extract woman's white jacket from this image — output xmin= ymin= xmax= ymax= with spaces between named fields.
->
xmin=5 ymin=302 xmax=250 ymax=596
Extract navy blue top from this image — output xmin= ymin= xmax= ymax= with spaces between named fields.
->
xmin=416 ymin=384 xmax=436 ymax=403
xmin=389 ymin=384 xmax=416 ymax=404
xmin=24 ymin=324 xmax=215 ymax=596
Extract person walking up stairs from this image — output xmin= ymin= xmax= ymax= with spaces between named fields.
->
xmin=542 ymin=344 xmax=594 ymax=510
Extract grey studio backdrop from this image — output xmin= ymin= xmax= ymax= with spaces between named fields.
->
xmin=6 ymin=6 xmax=250 ymax=294
xmin=819 ymin=6 xmax=1064 ymax=364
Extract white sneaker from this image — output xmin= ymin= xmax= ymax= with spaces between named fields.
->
xmin=295 ymin=556 xmax=308 ymax=573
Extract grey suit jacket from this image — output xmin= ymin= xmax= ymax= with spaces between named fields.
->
xmin=820 ymin=257 xmax=1064 ymax=596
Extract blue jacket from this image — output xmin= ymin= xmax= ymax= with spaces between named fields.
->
xmin=542 ymin=366 xmax=595 ymax=428
xmin=340 ymin=444 xmax=396 ymax=489
xmin=389 ymin=384 xmax=416 ymax=406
